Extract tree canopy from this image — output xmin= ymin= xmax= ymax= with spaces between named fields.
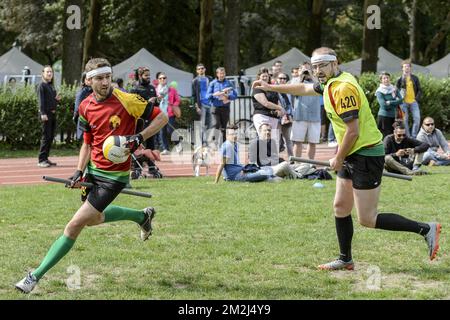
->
xmin=0 ymin=0 xmax=448 ymax=82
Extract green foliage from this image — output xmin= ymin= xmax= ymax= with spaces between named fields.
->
xmin=358 ymin=73 xmax=450 ymax=132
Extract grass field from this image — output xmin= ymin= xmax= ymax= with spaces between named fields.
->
xmin=1 ymin=167 xmax=449 ymax=300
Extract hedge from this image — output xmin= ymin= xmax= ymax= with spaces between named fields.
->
xmin=0 ymin=85 xmax=197 ymax=148
xmin=0 ymin=75 xmax=448 ymax=148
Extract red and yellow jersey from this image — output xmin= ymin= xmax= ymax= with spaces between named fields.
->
xmin=78 ymin=88 xmax=161 ymax=183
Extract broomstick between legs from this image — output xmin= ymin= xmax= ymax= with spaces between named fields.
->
xmin=289 ymin=156 xmax=413 ymax=181
xmin=43 ymin=176 xmax=153 ymax=198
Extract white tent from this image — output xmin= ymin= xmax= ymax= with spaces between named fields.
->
xmin=244 ymin=47 xmax=310 ymax=76
xmin=426 ymin=54 xmax=450 ymax=79
xmin=339 ymin=47 xmax=431 ymax=75
xmin=112 ymin=48 xmax=193 ymax=96
xmin=0 ymin=47 xmax=44 ymax=85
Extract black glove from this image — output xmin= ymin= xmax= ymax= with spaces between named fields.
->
xmin=125 ymin=134 xmax=144 ymax=153
xmin=67 ymin=170 xmax=83 ymax=188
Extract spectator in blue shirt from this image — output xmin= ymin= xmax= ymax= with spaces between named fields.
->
xmin=214 ymin=125 xmax=269 ymax=183
xmin=206 ymin=67 xmax=238 ymax=143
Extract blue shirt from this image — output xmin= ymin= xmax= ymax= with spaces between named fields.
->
xmin=206 ymin=79 xmax=238 ymax=107
xmin=293 ymin=81 xmax=321 ymax=122
xmin=220 ymin=141 xmax=243 ymax=180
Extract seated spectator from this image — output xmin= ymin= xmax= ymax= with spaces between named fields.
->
xmin=416 ymin=117 xmax=450 ymax=166
xmin=214 ymin=125 xmax=269 ymax=183
xmin=249 ymin=123 xmax=297 ymax=179
xmin=384 ymin=122 xmax=429 ymax=175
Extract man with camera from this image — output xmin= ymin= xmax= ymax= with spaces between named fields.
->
xmin=384 ymin=121 xmax=429 ymax=175
xmin=290 ymin=62 xmax=322 ymax=159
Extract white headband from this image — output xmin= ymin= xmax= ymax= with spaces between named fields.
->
xmin=311 ymin=54 xmax=337 ymax=64
xmin=86 ymin=66 xmax=112 ymax=79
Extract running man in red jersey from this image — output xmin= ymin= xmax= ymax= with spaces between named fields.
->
xmin=15 ymin=58 xmax=168 ymax=293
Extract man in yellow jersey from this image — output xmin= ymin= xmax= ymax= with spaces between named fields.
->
xmin=396 ymin=60 xmax=422 ymax=138
xmin=254 ymin=47 xmax=440 ymax=270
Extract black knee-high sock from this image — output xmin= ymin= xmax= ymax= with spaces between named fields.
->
xmin=375 ymin=213 xmax=430 ymax=236
xmin=335 ymin=216 xmax=353 ymax=262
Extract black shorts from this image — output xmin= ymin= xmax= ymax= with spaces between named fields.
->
xmin=337 ymin=153 xmax=384 ymax=190
xmin=81 ymin=174 xmax=126 ymax=212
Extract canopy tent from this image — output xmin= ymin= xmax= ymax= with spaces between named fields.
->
xmin=112 ymin=48 xmax=193 ymax=96
xmin=0 ymin=47 xmax=55 ymax=86
xmin=244 ymin=47 xmax=310 ymax=76
xmin=339 ymin=47 xmax=430 ymax=76
xmin=426 ymin=54 xmax=450 ymax=79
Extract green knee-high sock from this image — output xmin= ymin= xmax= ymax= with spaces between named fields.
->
xmin=103 ymin=205 xmax=145 ymax=224
xmin=32 ymin=235 xmax=75 ymax=281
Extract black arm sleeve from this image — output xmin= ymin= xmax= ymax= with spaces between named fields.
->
xmin=313 ymin=81 xmax=324 ymax=95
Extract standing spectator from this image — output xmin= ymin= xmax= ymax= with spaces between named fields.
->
xmin=251 ymin=68 xmax=284 ymax=141
xmin=290 ymin=65 xmax=321 ymax=159
xmin=206 ymin=67 xmax=237 ymax=143
xmin=129 ymin=67 xmax=160 ymax=178
xmin=376 ymin=72 xmax=403 ymax=138
xmin=276 ymin=72 xmax=293 ymax=157
xmin=396 ymin=59 xmax=422 ymax=138
xmin=115 ymin=78 xmax=127 ymax=92
xmin=73 ymin=72 xmax=92 ymax=141
xmin=37 ymin=65 xmax=60 ymax=167
xmin=289 ymin=67 xmax=301 ymax=107
xmin=156 ymin=72 xmax=171 ymax=154
xmin=270 ymin=60 xmax=283 ymax=83
xmin=384 ymin=122 xmax=429 ymax=175
xmin=192 ymin=63 xmax=214 ymax=146
xmin=416 ymin=117 xmax=450 ymax=166
xmin=167 ymin=81 xmax=182 ymax=152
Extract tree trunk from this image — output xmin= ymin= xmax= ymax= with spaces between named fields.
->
xmin=407 ymin=0 xmax=418 ymax=62
xmin=198 ymin=0 xmax=213 ymax=74
xmin=305 ymin=0 xmax=323 ymax=56
xmin=62 ymin=0 xmax=84 ymax=85
xmin=223 ymin=0 xmax=240 ymax=75
xmin=424 ymin=11 xmax=450 ymax=64
xmin=361 ymin=0 xmax=381 ymax=73
xmin=82 ymin=0 xmax=102 ymax=67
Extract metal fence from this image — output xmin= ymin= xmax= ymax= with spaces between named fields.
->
xmin=229 ymin=96 xmax=253 ymax=124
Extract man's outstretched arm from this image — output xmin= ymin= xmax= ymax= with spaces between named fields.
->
xmin=252 ymin=80 xmax=321 ymax=96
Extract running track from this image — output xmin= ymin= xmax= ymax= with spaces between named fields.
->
xmin=0 ymin=143 xmax=339 ymax=186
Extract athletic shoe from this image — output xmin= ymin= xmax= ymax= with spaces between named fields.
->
xmin=425 ymin=222 xmax=441 ymax=260
xmin=160 ymin=149 xmax=170 ymax=155
xmin=46 ymin=159 xmax=57 ymax=166
xmin=318 ymin=259 xmax=354 ymax=271
xmin=328 ymin=141 xmax=338 ymax=148
xmin=15 ymin=272 xmax=38 ymax=293
xmin=37 ymin=161 xmax=50 ymax=168
xmin=140 ymin=207 xmax=156 ymax=241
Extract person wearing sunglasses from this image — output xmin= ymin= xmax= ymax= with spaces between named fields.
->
xmin=384 ymin=121 xmax=429 ymax=175
xmin=416 ymin=117 xmax=450 ymax=166
xmin=253 ymin=46 xmax=441 ymax=271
